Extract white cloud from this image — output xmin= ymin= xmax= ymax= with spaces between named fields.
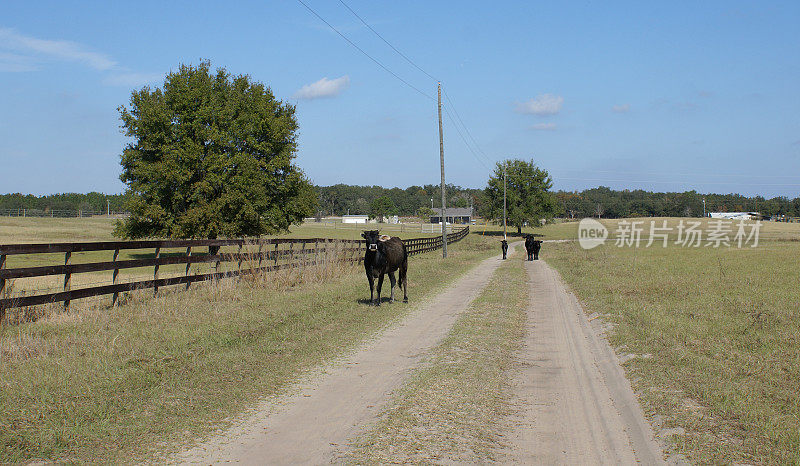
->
xmin=530 ymin=123 xmax=557 ymax=131
xmin=0 ymin=27 xmax=116 ymax=70
xmin=516 ymin=94 xmax=563 ymax=115
xmin=293 ymin=76 xmax=350 ymax=100
xmin=0 ymin=52 xmax=38 ymax=72
xmin=612 ymin=103 xmax=630 ymax=113
xmin=102 ymin=72 xmax=162 ymax=87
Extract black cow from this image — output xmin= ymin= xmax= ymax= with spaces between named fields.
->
xmin=362 ymin=230 xmax=408 ymax=306
xmin=501 ymin=240 xmax=508 ymax=260
xmin=524 ymin=235 xmax=542 ymax=261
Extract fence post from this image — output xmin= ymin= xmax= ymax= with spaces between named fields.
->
xmin=0 ymin=253 xmax=6 ymax=297
xmin=185 ymin=246 xmax=192 ymax=290
xmin=0 ymin=253 xmax=6 ymax=320
xmin=153 ymin=246 xmax=161 ymax=296
xmin=274 ymin=243 xmax=279 ymax=267
xmin=237 ymin=243 xmax=243 ymax=274
xmin=210 ymin=245 xmax=221 ymax=277
xmin=314 ymin=239 xmax=319 ymax=266
xmin=257 ymin=241 xmax=263 ymax=270
xmin=112 ymin=248 xmax=120 ymax=306
xmin=64 ymin=250 xmax=72 ymax=310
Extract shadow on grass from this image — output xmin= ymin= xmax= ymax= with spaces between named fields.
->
xmin=356 ymin=297 xmax=408 ymax=305
xmin=477 ymin=231 xmax=545 ymax=238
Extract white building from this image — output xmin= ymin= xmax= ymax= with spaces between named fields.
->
xmin=709 ymin=212 xmax=762 ymax=220
xmin=342 ymin=215 xmax=369 ymax=224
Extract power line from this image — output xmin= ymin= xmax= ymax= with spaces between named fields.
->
xmin=333 ymin=0 xmax=496 ymax=172
xmin=337 ymin=0 xmax=439 ymax=82
xmin=301 ymin=0 xmax=496 ymax=174
xmin=295 ymin=0 xmax=434 ymax=101
xmin=441 ymin=87 xmax=495 ymax=167
xmin=442 ymin=104 xmax=490 ymax=170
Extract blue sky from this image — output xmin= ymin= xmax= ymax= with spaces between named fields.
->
xmin=1 ymin=0 xmax=798 ymax=197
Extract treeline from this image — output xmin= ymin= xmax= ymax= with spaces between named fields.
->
xmin=3 ymin=186 xmax=799 ymax=219
xmin=315 ymin=184 xmax=481 ymax=217
xmin=556 ymin=187 xmax=800 ymax=218
xmin=0 ymin=192 xmax=130 ymax=213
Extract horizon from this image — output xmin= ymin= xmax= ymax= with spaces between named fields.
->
xmin=1 ymin=1 xmax=798 ymax=198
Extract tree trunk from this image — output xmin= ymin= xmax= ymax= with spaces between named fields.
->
xmin=517 ymin=225 xmax=522 ymax=234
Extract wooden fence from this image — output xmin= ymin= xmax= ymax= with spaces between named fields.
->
xmin=0 ymin=227 xmax=468 ymax=316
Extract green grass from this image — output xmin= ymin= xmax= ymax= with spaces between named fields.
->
xmin=540 ymin=220 xmax=800 ymax=464
xmin=347 ymin=248 xmax=528 ymax=464
xmin=0 ymin=233 xmax=496 ymax=463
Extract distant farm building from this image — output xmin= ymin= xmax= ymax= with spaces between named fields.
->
xmin=709 ymin=212 xmax=762 ymax=220
xmin=342 ymin=215 xmax=369 ymax=224
xmin=430 ymin=207 xmax=473 ymax=224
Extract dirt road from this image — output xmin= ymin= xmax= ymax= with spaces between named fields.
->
xmin=173 ymin=246 xmax=516 ymax=464
xmin=174 ymin=246 xmax=664 ymax=464
xmin=507 ymin=259 xmax=664 ymax=464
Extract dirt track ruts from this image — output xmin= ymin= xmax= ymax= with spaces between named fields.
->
xmin=173 ymin=245 xmax=517 ymax=464
xmin=506 ymin=259 xmax=664 ymax=464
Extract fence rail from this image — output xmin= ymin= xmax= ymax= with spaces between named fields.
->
xmin=0 ymin=208 xmax=115 ymax=218
xmin=0 ymin=227 xmax=468 ymax=316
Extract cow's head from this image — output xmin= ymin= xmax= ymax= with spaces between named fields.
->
xmin=362 ymin=230 xmax=381 ymax=251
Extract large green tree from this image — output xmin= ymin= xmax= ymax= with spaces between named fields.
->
xmin=369 ymin=195 xmax=397 ymax=223
xmin=481 ymin=159 xmax=558 ymax=234
xmin=115 ymin=61 xmax=315 ymax=239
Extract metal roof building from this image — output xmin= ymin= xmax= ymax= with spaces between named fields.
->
xmin=430 ymin=207 xmax=473 ymax=224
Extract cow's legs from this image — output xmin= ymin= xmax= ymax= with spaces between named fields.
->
xmin=375 ymin=274 xmax=384 ymax=306
xmin=367 ymin=274 xmax=375 ymax=303
xmin=399 ymin=263 xmax=408 ymax=303
xmin=388 ymin=272 xmax=397 ymax=303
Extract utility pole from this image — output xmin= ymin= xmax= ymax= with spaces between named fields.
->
xmin=703 ymin=197 xmax=706 ymax=218
xmin=437 ymin=82 xmax=447 ymax=258
xmin=503 ymin=163 xmax=507 ymax=240
xmin=107 ymin=199 xmax=110 ymax=216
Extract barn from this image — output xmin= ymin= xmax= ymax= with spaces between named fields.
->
xmin=430 ymin=207 xmax=473 ymax=224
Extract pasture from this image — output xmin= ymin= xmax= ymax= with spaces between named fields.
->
xmin=0 ymin=218 xmax=496 ymax=463
xmin=539 ymin=219 xmax=800 ymax=464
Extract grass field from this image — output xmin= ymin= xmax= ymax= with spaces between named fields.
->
xmin=0 ymin=228 xmax=497 ymax=463
xmin=538 ymin=219 xmax=800 ymax=464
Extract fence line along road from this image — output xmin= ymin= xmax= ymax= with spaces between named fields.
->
xmin=0 ymin=227 xmax=469 ymax=317
xmin=0 ymin=208 xmax=118 ymax=218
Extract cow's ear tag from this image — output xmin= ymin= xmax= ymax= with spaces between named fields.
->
xmin=379 ymin=235 xmax=391 ymax=242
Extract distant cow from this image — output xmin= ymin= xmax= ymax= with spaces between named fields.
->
xmin=501 ymin=240 xmax=508 ymax=260
xmin=524 ymin=235 xmax=542 ymax=261
xmin=362 ymin=230 xmax=408 ymax=305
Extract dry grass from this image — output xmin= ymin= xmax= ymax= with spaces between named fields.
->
xmin=540 ymin=219 xmax=800 ymax=464
xmin=0 ymin=233 xmax=496 ymax=464
xmin=347 ymin=248 xmax=528 ymax=464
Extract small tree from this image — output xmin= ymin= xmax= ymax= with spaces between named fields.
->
xmin=416 ymin=206 xmax=434 ymax=223
xmin=115 ymin=61 xmax=315 ymax=239
xmin=481 ymin=159 xmax=557 ymax=234
xmin=370 ymin=196 xmax=397 ymax=223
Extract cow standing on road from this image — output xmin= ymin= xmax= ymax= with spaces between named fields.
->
xmin=525 ymin=235 xmax=542 ymax=261
xmin=501 ymin=240 xmax=508 ymax=260
xmin=362 ymin=230 xmax=408 ymax=305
